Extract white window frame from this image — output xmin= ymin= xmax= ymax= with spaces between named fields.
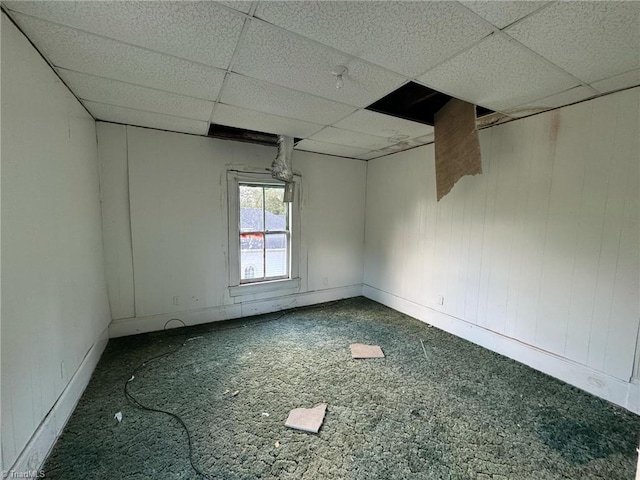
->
xmin=227 ymin=170 xmax=301 ymax=297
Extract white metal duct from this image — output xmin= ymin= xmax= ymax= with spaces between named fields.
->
xmin=271 ymin=135 xmax=295 ymax=202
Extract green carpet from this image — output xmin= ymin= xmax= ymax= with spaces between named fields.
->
xmin=42 ymin=297 xmax=639 ymax=479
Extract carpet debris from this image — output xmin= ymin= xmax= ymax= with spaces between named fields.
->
xmin=350 ymin=343 xmax=384 ymax=359
xmin=223 ymin=389 xmax=230 ymax=394
xmin=262 ymin=412 xmax=270 ymax=417
xmin=232 ymin=390 xmax=239 ymax=397
xmin=285 ymin=403 xmax=327 ymax=433
xmin=274 ymin=441 xmax=280 ymax=448
xmin=114 ymin=412 xmax=122 ymax=423
xmin=420 ymin=339 xmax=429 ymax=360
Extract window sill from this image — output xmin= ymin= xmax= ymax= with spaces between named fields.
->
xmin=229 ymin=277 xmax=301 ymax=298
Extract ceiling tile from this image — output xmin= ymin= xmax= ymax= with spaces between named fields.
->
xmin=295 ymin=139 xmax=368 ymax=159
xmin=352 ymin=133 xmax=435 ymax=153
xmin=591 ymin=69 xmax=640 ymax=94
xmin=356 ymin=150 xmax=390 ymax=161
xmin=418 ymin=34 xmax=576 ymax=112
xmin=3 ymin=1 xmax=244 ymax=69
xmin=505 ymin=107 xmax=554 ymax=119
xmin=518 ymin=86 xmax=597 ymax=111
xmin=413 ymin=133 xmax=435 ymax=144
xmin=255 ymin=1 xmax=493 ymax=77
xmin=216 ymin=1 xmax=253 ymax=14
xmin=377 ymin=135 xmax=434 ymax=155
xmin=476 ymin=112 xmax=513 ymax=128
xmin=232 ymin=19 xmax=406 ymax=107
xmin=460 ymin=1 xmax=549 ymax=29
xmin=86 ymin=101 xmax=209 ymax=135
xmin=58 ymin=70 xmax=215 ymax=121
xmin=309 ymin=127 xmax=391 ymax=151
xmin=220 ymin=74 xmax=356 ymax=125
xmin=9 ymin=13 xmax=225 ymax=101
xmin=212 ymin=104 xmax=324 ymax=138
xmin=505 ymin=2 xmax=640 ymax=83
xmin=332 ymin=110 xmax=433 ymax=140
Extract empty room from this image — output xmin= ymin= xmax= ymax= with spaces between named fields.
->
xmin=1 ymin=1 xmax=639 ymax=479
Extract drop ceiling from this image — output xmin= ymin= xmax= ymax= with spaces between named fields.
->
xmin=3 ymin=1 xmax=639 ymax=160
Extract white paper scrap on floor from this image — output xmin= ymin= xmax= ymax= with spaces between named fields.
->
xmin=284 ymin=403 xmax=327 ymax=433
xmin=350 ymin=343 xmax=385 ymax=359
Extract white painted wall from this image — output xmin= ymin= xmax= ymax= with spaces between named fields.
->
xmin=634 ymin=325 xmax=640 ymax=382
xmin=97 ymin=124 xmax=135 ymax=320
xmin=1 ymin=13 xmax=111 ymax=469
xmin=364 ymin=88 xmax=639 ymax=411
xmin=0 ymin=12 xmax=4 ymax=475
xmin=98 ymin=124 xmax=366 ymax=335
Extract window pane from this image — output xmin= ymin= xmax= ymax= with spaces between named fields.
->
xmin=240 ymin=233 xmax=264 ymax=280
xmin=239 ymin=185 xmax=263 ymax=232
xmin=264 ymin=186 xmax=287 ymax=232
xmin=265 ymin=233 xmax=287 ymax=277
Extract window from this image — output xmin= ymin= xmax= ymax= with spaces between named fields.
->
xmin=244 ymin=265 xmax=256 ymax=279
xmin=239 ymin=183 xmax=289 ymax=283
xmin=227 ymin=171 xmax=300 ymax=296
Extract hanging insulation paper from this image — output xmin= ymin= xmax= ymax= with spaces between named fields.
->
xmin=272 ymin=135 xmax=295 ymax=202
xmin=434 ymin=98 xmax=482 ymax=201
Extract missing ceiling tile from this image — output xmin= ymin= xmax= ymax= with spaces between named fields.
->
xmin=366 ymin=81 xmax=493 ymax=126
xmin=208 ymin=124 xmax=301 ymax=147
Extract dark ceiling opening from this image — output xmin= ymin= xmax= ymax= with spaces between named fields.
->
xmin=366 ymin=81 xmax=494 ymax=126
xmin=208 ymin=124 xmax=300 ymax=146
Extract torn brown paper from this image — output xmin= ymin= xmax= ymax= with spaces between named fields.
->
xmin=434 ymin=98 xmax=482 ymax=201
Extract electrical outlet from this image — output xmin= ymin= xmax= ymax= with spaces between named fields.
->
xmin=60 ymin=361 xmax=65 ymax=379
xmin=437 ymin=295 xmax=445 ymax=305
xmin=173 ymin=296 xmax=180 ymax=305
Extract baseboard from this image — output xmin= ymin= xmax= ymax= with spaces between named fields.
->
xmin=108 ymin=285 xmax=364 ymax=338
xmin=363 ymin=284 xmax=639 ymax=415
xmin=6 ymin=326 xmax=109 ymax=477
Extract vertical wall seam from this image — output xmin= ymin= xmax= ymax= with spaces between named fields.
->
xmin=585 ymin=99 xmax=620 ymax=368
xmin=602 ymin=95 xmax=635 ymax=377
xmin=125 ymin=126 xmax=137 ymax=318
xmin=94 ymin=123 xmax=115 ymax=323
xmin=361 ymin=160 xmax=369 ymax=287
xmin=631 ymin=319 xmax=640 ymax=381
xmin=532 ymin=112 xmax=560 ymax=346
xmin=601 ymin=99 xmax=627 ymax=372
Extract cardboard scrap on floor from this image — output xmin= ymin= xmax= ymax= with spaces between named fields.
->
xmin=350 ymin=343 xmax=384 ymax=359
xmin=434 ymin=98 xmax=482 ymax=201
xmin=285 ymin=403 xmax=327 ymax=433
